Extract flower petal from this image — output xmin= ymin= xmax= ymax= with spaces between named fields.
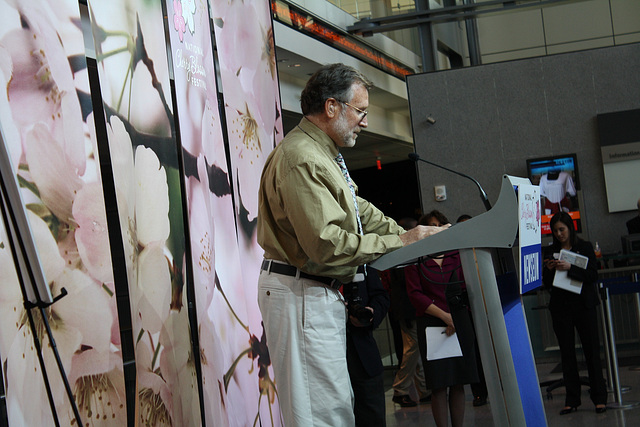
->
xmin=134 ymin=146 xmax=170 ymax=246
xmin=107 ymin=116 xmax=135 ymax=220
xmin=0 ymin=45 xmax=21 ymax=168
xmin=73 ymin=182 xmax=114 ymax=284
xmin=0 ymin=225 xmax=23 ymax=361
xmin=137 ymin=244 xmax=171 ymax=334
xmin=24 ymin=123 xmax=83 ymax=222
xmin=28 ymin=209 xmax=65 ymax=283
xmin=52 ymin=268 xmax=113 ymax=353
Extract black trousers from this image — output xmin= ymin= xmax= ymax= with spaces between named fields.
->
xmin=346 ymin=338 xmax=386 ymax=427
xmin=550 ymin=303 xmax=607 ymax=407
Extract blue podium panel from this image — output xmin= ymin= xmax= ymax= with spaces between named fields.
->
xmin=521 ymin=244 xmax=543 ymax=294
xmin=499 ymin=273 xmax=547 ymax=427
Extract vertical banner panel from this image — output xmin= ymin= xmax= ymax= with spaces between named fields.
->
xmin=209 ymin=0 xmax=284 ymax=424
xmin=0 ymin=0 xmax=127 ymax=425
xmin=211 ymin=0 xmax=284 ymax=363
xmin=518 ymin=184 xmax=542 ymax=294
xmin=166 ymin=0 xmax=282 ymax=424
xmin=87 ymin=0 xmax=200 ymax=425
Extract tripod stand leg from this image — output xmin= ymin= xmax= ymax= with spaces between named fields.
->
xmin=1 ymin=155 xmax=83 ymax=426
xmin=39 ymin=305 xmax=84 ymax=426
xmin=24 ymin=308 xmax=61 ymax=427
xmin=1 ymin=187 xmax=61 ymax=427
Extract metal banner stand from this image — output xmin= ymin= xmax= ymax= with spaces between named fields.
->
xmin=371 ymin=175 xmax=547 ymax=426
xmin=598 ymin=274 xmax=640 ymax=410
xmin=0 ymin=129 xmax=84 ymax=426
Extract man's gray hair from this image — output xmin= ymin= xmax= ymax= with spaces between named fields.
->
xmin=300 ymin=63 xmax=373 ymax=116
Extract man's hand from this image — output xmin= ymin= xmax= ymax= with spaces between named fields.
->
xmin=399 ymin=224 xmax=450 ymax=246
xmin=349 ymin=306 xmax=374 ymax=327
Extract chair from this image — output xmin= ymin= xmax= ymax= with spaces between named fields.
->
xmin=540 ymin=374 xmax=591 ymax=400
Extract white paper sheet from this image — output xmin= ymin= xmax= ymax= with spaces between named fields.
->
xmin=552 ymin=249 xmax=588 ymax=294
xmin=426 ymin=326 xmax=463 ymax=361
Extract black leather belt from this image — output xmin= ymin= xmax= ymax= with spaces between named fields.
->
xmin=261 ymin=260 xmax=341 ymax=290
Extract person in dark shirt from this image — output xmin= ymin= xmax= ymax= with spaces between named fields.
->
xmin=346 ymin=267 xmax=390 ymax=426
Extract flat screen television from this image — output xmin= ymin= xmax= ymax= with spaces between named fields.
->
xmin=526 ymin=154 xmax=582 ymax=236
xmin=621 ymin=234 xmax=640 ymax=255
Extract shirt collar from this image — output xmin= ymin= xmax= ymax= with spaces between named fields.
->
xmin=298 ymin=117 xmax=340 ymax=159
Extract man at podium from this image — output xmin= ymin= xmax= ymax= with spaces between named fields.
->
xmin=256 ymin=63 xmax=443 ymax=427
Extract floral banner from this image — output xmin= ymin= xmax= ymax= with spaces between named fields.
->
xmin=211 ymin=0 xmax=283 ymax=364
xmin=0 ymin=0 xmax=286 ymax=425
xmin=88 ymin=0 xmax=200 ymax=425
xmin=167 ymin=0 xmax=282 ymax=424
xmin=0 ymin=0 xmax=126 ymax=425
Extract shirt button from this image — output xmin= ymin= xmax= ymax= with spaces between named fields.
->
xmin=266 ymin=291 xmax=271 ymax=296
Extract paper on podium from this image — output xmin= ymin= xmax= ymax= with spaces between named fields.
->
xmin=426 ymin=327 xmax=463 ymax=361
xmin=552 ymin=249 xmax=588 ymax=294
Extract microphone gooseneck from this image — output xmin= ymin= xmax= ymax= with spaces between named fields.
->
xmin=409 ymin=152 xmax=492 ymax=211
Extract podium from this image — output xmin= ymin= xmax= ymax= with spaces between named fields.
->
xmin=371 ymin=175 xmax=547 ymax=427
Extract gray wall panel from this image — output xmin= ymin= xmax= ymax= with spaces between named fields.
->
xmin=543 ymin=51 xmax=598 ymax=150
xmin=591 ymin=47 xmax=640 ymax=113
xmin=407 ymin=43 xmax=640 ymax=253
xmin=496 ymin=59 xmax=551 ymax=161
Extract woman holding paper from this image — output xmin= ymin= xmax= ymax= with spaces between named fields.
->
xmin=405 ymin=210 xmax=479 ymax=427
xmin=542 ymin=212 xmax=607 ymax=414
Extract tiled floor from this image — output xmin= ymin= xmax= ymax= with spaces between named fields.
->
xmin=384 ymin=360 xmax=640 ymax=426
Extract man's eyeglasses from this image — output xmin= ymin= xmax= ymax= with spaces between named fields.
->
xmin=338 ymin=100 xmax=368 ymax=120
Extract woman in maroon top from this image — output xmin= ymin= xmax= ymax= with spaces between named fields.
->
xmin=404 ymin=210 xmax=479 ymax=427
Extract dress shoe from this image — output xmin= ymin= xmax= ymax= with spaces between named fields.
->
xmin=473 ymin=396 xmax=487 ymax=407
xmin=559 ymin=406 xmax=577 ymax=415
xmin=392 ymin=395 xmax=417 ymax=407
xmin=595 ymin=405 xmax=607 ymax=414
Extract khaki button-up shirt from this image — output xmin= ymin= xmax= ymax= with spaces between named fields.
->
xmin=257 ymin=118 xmax=405 ymax=283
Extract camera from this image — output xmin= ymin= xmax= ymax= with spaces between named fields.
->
xmin=347 ymin=282 xmax=373 ymax=326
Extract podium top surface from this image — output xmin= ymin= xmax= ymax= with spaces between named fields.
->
xmin=370 ymin=175 xmax=521 ymax=271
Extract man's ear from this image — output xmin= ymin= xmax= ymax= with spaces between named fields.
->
xmin=325 ymin=98 xmax=339 ymax=118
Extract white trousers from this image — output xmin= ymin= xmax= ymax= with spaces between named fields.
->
xmin=258 ymin=268 xmax=355 ymax=427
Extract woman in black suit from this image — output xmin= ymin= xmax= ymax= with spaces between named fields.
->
xmin=542 ymin=212 xmax=607 ymax=415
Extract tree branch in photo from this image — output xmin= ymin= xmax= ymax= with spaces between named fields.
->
xmin=133 ymin=14 xmax=174 ymax=135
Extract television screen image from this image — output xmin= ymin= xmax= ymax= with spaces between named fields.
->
xmin=527 ymin=154 xmax=582 ymax=236
xmin=622 ymin=234 xmax=640 ymax=255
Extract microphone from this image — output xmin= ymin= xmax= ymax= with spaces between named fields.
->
xmin=408 ymin=153 xmax=492 ymax=211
